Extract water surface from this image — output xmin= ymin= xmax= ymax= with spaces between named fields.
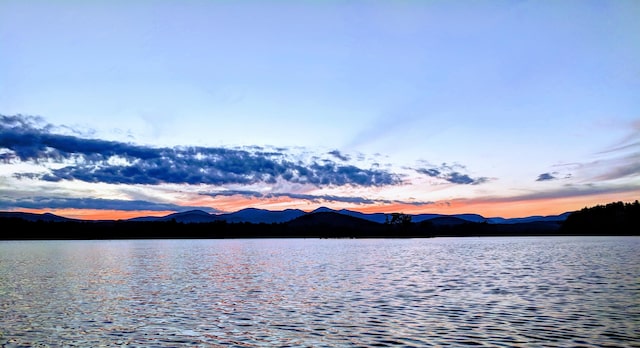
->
xmin=1 ymin=237 xmax=638 ymax=347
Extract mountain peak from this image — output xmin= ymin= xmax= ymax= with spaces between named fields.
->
xmin=176 ymin=209 xmax=212 ymax=216
xmin=312 ymin=206 xmax=336 ymax=214
xmin=162 ymin=210 xmax=217 ymax=223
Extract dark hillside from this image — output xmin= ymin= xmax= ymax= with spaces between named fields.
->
xmin=560 ymin=200 xmax=639 ymax=235
xmin=285 ymin=212 xmax=413 ymax=238
xmin=287 ymin=212 xmax=381 ymax=229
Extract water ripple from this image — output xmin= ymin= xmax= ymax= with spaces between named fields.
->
xmin=0 ymin=237 xmax=638 ymax=347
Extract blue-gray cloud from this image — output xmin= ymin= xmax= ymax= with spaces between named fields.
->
xmin=328 ymin=150 xmax=350 ymax=161
xmin=415 ymin=163 xmax=490 ymax=185
xmin=536 ymin=172 xmax=557 ymax=181
xmin=1 ymin=115 xmax=401 ymax=187
xmin=0 ymin=197 xmax=219 ymax=213
xmin=204 ymin=190 xmax=435 ymax=206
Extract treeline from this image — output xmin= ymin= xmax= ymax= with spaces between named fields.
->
xmin=0 ymin=216 xmax=571 ymax=240
xmin=1 ymin=218 xmax=426 ymax=240
xmin=560 ymin=200 xmax=639 ymax=235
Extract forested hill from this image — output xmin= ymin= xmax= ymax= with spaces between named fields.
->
xmin=560 ymin=200 xmax=639 ymax=235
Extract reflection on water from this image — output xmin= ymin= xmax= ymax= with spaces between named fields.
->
xmin=1 ymin=237 xmax=638 ymax=347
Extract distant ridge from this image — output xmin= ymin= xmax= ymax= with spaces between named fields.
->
xmin=161 ymin=210 xmax=219 ymax=223
xmin=0 ymin=211 xmax=78 ymax=222
xmin=486 ymin=212 xmax=572 ymax=224
xmin=426 ymin=216 xmax=470 ymax=226
xmin=128 ymin=210 xmax=218 ymax=223
xmin=220 ymin=208 xmax=306 ymax=224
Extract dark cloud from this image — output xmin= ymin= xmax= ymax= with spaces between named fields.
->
xmin=536 ymin=173 xmax=557 ymax=181
xmin=415 ymin=163 xmax=489 ymax=185
xmin=207 ymin=190 xmax=265 ymax=198
xmin=328 ymin=150 xmax=350 ymax=161
xmin=204 ymin=190 xmax=435 ymax=206
xmin=0 ymin=197 xmax=219 ymax=213
xmin=418 ymin=168 xmax=441 ymax=177
xmin=446 ymin=172 xmax=475 ymax=185
xmin=1 ymin=115 xmax=401 ymax=187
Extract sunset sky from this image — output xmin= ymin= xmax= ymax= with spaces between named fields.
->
xmin=1 ymin=0 xmax=639 ymax=220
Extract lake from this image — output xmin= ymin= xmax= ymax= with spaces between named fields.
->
xmin=0 ymin=237 xmax=638 ymax=347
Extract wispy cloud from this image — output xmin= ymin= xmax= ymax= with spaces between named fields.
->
xmin=590 ymin=122 xmax=640 ymax=181
xmin=533 ymin=120 xmax=639 ymax=187
xmin=0 ymin=197 xmax=218 ymax=213
xmin=551 ymin=120 xmax=640 ymax=183
xmin=591 ymin=152 xmax=640 ymax=181
xmin=415 ymin=163 xmax=490 ymax=185
xmin=461 ymin=182 xmax=640 ymax=204
xmin=598 ymin=119 xmax=640 ymax=155
xmin=1 ymin=115 xmax=401 ymax=187
xmin=204 ymin=190 xmax=435 ymax=206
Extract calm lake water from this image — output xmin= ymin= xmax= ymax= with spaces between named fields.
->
xmin=0 ymin=237 xmax=638 ymax=347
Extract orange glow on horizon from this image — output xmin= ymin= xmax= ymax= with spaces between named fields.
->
xmin=15 ymin=208 xmax=176 ymax=221
xmin=356 ymin=192 xmax=640 ymax=218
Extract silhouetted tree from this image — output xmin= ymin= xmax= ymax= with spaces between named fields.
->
xmin=387 ymin=213 xmax=412 ymax=226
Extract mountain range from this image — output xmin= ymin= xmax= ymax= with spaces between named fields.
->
xmin=3 ymin=200 xmax=638 ymax=240
xmin=0 ymin=207 xmax=572 ymax=225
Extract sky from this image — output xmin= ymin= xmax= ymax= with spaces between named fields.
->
xmin=1 ymin=0 xmax=639 ymax=220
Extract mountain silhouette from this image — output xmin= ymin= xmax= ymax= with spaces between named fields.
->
xmin=220 ymin=208 xmax=306 ymax=224
xmin=129 ymin=210 xmax=219 ymax=223
xmin=287 ymin=211 xmax=382 ymax=229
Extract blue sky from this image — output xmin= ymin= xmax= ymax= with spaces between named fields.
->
xmin=1 ymin=0 xmax=639 ymax=219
